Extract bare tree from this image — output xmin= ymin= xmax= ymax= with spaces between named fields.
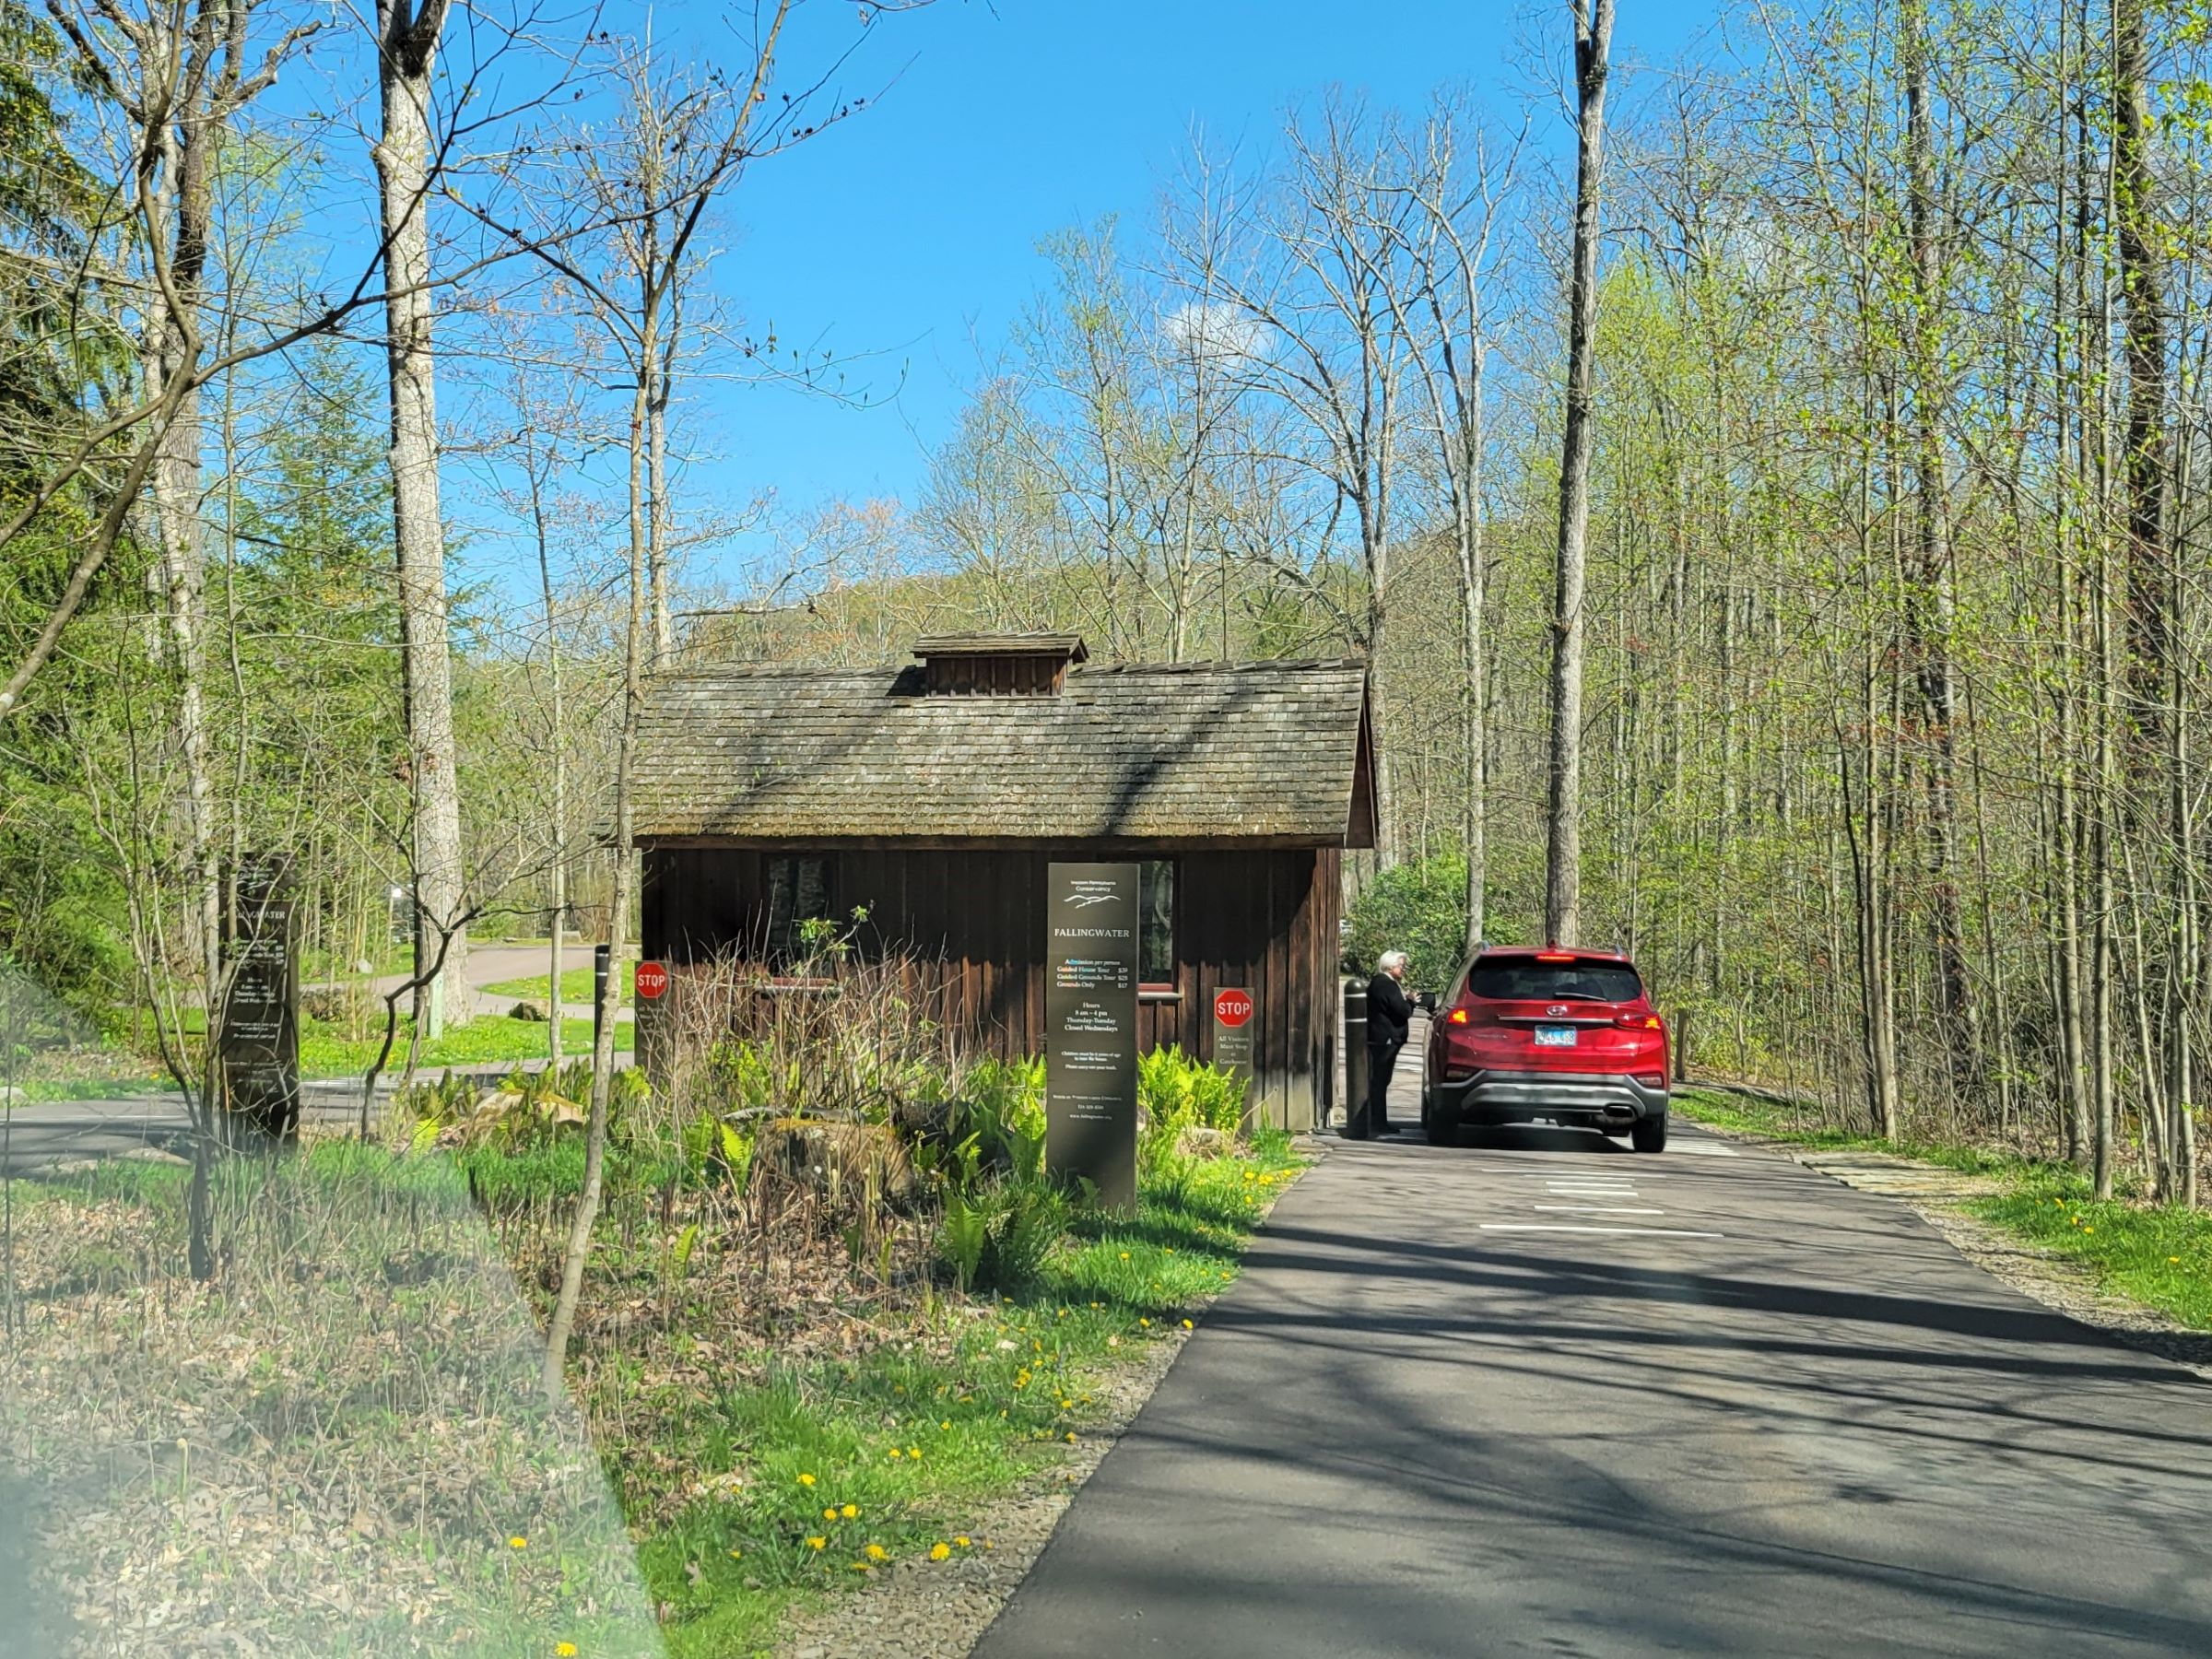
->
xmin=1543 ymin=0 xmax=1615 ymax=945
xmin=530 ymin=5 xmax=804 ymax=1394
xmin=1382 ymin=97 xmax=1523 ymax=950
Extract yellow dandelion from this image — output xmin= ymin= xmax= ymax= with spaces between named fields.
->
xmin=1165 ymin=1248 xmax=1175 ymax=1254
xmin=1182 ymin=1319 xmax=1194 ymax=1330
xmin=888 ymin=1446 xmax=903 ymax=1458
xmin=806 ymin=1535 xmax=828 ymax=1550
xmin=956 ymin=1535 xmax=972 ymax=1548
xmin=797 ymin=1473 xmax=817 ymax=1488
xmin=2171 ymin=1256 xmax=2183 ymax=1264
xmin=841 ymin=1503 xmax=859 ymax=1519
xmin=1119 ymin=1251 xmax=1131 ymax=1259
xmin=865 ymin=1543 xmax=888 ymax=1561
xmin=929 ymin=1542 xmax=952 ymax=1561
xmin=908 ymin=1446 xmax=923 ymax=1460
xmin=940 ymin=1419 xmax=951 ymax=1430
xmin=508 ymin=1535 xmax=528 ymax=1549
xmin=557 ymin=1645 xmax=578 ymax=1658
xmin=851 ymin=1560 xmax=872 ymax=1571
xmin=2083 ymin=1226 xmax=2094 ymax=1234
xmin=1065 ymin=1430 xmax=1077 ymax=1443
xmin=1139 ymin=1318 xmax=1151 ymax=1328
xmin=727 ymin=1547 xmax=743 ymax=1560
xmin=823 ymin=1507 xmax=838 ymax=1521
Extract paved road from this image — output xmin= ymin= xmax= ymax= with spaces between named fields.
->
xmin=977 ymin=1119 xmax=2212 ymax=1654
xmin=4 ymin=942 xmax=630 ymax=1173
xmin=0 ymin=1080 xmax=378 ymax=1171
xmin=343 ymin=941 xmax=633 ymax=1021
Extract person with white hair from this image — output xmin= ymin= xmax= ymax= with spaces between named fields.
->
xmin=1365 ymin=949 xmax=1414 ymax=1135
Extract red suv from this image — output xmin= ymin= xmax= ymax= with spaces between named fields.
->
xmin=1422 ymin=947 xmax=1671 ymax=1152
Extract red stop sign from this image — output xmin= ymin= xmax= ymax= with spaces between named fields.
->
xmin=634 ymin=960 xmax=669 ymax=1001
xmin=1214 ymin=988 xmax=1253 ymax=1028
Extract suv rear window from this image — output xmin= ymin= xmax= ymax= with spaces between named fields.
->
xmin=1468 ymin=959 xmax=1643 ymax=1004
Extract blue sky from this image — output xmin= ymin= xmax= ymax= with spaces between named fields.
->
xmin=673 ymin=0 xmax=1717 ymax=566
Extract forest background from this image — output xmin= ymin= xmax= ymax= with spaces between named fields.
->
xmin=3 ymin=0 xmax=2207 ymax=1209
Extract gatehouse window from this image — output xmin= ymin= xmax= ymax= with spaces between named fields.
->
xmin=766 ymin=855 xmax=832 ymax=966
xmin=1139 ymin=859 xmax=1175 ymax=988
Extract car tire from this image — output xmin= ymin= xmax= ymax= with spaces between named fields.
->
xmin=1631 ymin=1114 xmax=1668 ymax=1154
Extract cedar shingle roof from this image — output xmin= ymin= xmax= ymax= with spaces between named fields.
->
xmin=630 ymin=659 xmax=1373 ymax=845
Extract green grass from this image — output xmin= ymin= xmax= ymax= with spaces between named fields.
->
xmin=1674 ymin=1085 xmax=2212 ymax=1330
xmin=630 ymin=1142 xmax=1307 ymax=1657
xmin=298 ymin=1014 xmax=629 ymax=1077
xmin=482 ymin=966 xmax=629 ymax=1007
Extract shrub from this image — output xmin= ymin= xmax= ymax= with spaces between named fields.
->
xmin=1343 ymin=852 xmax=1522 ymax=989
xmin=1137 ymin=1045 xmax=1249 ymax=1178
xmin=936 ymin=1173 xmax=1070 ymax=1292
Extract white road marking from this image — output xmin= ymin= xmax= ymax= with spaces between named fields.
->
xmin=1533 ymin=1205 xmax=1664 ymax=1215
xmin=1675 ymin=1144 xmax=1740 ymax=1157
xmin=1479 ymin=1224 xmax=1724 ymax=1238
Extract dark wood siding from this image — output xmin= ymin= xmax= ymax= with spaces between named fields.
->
xmin=641 ymin=842 xmax=1338 ymax=1130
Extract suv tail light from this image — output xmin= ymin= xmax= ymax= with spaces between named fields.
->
xmin=1445 ymin=1006 xmax=1470 ymax=1025
xmin=1634 ymin=1070 xmax=1667 ymax=1089
xmin=1615 ymin=1013 xmax=1663 ymax=1030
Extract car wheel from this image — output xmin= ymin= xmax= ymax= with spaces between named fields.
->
xmin=1631 ymin=1114 xmax=1668 ymax=1154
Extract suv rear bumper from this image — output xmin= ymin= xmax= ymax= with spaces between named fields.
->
xmin=1430 ymin=1069 xmax=1669 ymax=1129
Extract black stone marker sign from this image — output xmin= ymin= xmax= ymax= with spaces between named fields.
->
xmin=1045 ymin=862 xmax=1140 ymax=1208
xmin=218 ymin=856 xmax=300 ymax=1147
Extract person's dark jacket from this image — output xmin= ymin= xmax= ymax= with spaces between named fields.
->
xmin=1367 ymin=971 xmax=1412 ymax=1049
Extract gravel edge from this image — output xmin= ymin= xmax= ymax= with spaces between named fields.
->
xmin=773 ymin=1140 xmax=1329 ymax=1659
xmin=1685 ymin=1112 xmax=2212 ymax=1382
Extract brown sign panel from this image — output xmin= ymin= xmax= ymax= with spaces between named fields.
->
xmin=218 ymin=856 xmax=300 ymax=1148
xmin=1045 ymin=862 xmax=1140 ymax=1208
xmin=1212 ymin=986 xmax=1254 ymax=1100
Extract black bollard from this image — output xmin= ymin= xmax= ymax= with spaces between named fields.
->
xmin=1343 ymin=978 xmax=1371 ymax=1139
xmin=593 ymin=943 xmax=611 ymax=1061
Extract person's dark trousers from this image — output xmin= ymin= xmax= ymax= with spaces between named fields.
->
xmin=1368 ymin=1039 xmax=1403 ymax=1134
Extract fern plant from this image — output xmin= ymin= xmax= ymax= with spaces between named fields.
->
xmin=940 ymin=1194 xmax=988 ymax=1292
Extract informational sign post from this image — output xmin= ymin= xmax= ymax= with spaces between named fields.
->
xmin=1212 ymin=987 xmax=1255 ymax=1117
xmin=1045 ymin=862 xmax=1140 ymax=1208
xmin=218 ymin=855 xmax=300 ymax=1149
xmin=634 ymin=959 xmax=672 ymax=1086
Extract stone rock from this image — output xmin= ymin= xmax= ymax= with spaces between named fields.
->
xmin=301 ymin=986 xmax=368 ymax=1024
xmin=509 ymin=1001 xmax=547 ymax=1022
xmin=1174 ymin=1125 xmax=1235 ymax=1159
xmin=755 ymin=1116 xmax=916 ymax=1209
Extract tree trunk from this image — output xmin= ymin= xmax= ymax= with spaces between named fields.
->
xmin=374 ymin=0 xmax=468 ymax=1038
xmin=1544 ymin=0 xmax=1614 ymax=946
xmin=143 ymin=97 xmax=222 ymax=1022
xmin=1459 ymin=417 xmax=1488 ymax=956
xmin=544 ymin=373 xmax=649 ymax=1396
xmin=530 ymin=454 xmax=567 ymax=1070
xmin=1901 ymin=0 xmax=1981 ymax=1100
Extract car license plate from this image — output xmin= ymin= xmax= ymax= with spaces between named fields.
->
xmin=1534 ymin=1026 xmax=1578 ymax=1047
